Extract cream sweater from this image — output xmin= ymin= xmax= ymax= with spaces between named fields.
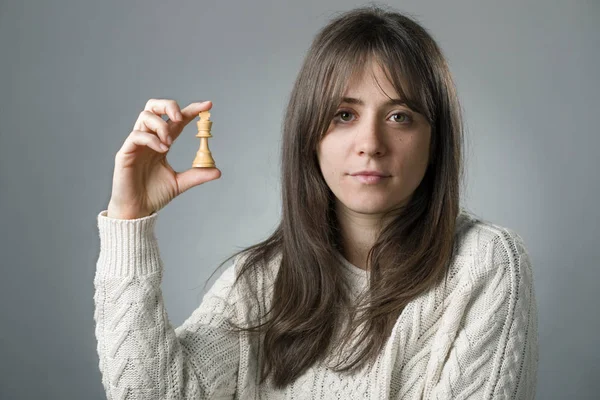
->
xmin=93 ymin=208 xmax=538 ymax=399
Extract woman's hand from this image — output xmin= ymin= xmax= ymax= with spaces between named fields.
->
xmin=107 ymin=99 xmax=221 ymax=220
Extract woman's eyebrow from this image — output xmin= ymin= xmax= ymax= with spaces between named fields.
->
xmin=341 ymin=97 xmax=407 ymax=106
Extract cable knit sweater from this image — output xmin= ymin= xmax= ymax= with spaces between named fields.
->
xmin=93 ymin=207 xmax=538 ymax=399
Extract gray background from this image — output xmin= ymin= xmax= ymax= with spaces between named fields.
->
xmin=1 ymin=0 xmax=598 ymax=398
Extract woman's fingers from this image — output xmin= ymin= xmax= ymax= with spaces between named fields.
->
xmin=132 ymin=100 xmax=213 ymax=147
xmin=144 ymin=98 xmax=183 ymax=123
xmin=126 ymin=99 xmax=213 ymax=157
xmin=134 ymin=99 xmax=184 ymax=146
xmin=133 ymin=111 xmax=172 ymax=145
xmin=133 ymin=110 xmax=173 ymax=145
xmin=166 ymin=101 xmax=213 ymax=141
xmin=178 ymin=101 xmax=212 ymax=121
xmin=176 ymin=166 xmax=221 ymax=194
xmin=118 ymin=130 xmax=170 ymax=157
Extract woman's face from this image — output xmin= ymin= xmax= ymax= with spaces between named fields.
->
xmin=317 ymin=61 xmax=432 ymax=217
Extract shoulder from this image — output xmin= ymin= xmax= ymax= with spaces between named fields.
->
xmin=451 ymin=207 xmax=535 ymax=300
xmin=454 ymin=207 xmax=530 ymax=265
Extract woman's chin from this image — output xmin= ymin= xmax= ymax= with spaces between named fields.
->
xmin=336 ymin=194 xmax=411 ymax=217
xmin=341 ymin=200 xmax=394 ymax=216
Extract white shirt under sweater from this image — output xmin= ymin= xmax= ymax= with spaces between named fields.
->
xmin=93 ymin=207 xmax=539 ymax=399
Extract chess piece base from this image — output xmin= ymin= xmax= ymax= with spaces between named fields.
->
xmin=193 ymin=162 xmax=216 ymax=168
xmin=193 ymin=147 xmax=216 ymax=168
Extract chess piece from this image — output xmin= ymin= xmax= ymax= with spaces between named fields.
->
xmin=192 ymin=110 xmax=216 ymax=168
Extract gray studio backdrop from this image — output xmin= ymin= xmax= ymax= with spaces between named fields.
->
xmin=1 ymin=0 xmax=598 ymax=399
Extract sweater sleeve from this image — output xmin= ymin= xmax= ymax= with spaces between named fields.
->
xmin=93 ymin=210 xmax=240 ymax=399
xmin=426 ymin=229 xmax=539 ymax=400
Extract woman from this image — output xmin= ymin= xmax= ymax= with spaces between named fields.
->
xmin=94 ymin=5 xmax=538 ymax=399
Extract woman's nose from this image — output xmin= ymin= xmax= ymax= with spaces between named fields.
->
xmin=355 ymin=118 xmax=386 ymax=157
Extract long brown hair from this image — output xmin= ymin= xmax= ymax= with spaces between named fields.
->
xmin=211 ymin=4 xmax=464 ymax=389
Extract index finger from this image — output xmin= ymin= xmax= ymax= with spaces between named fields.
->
xmin=174 ymin=101 xmax=212 ymax=124
xmin=165 ymin=100 xmax=213 ymax=139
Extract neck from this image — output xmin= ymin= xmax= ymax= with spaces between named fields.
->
xmin=335 ymin=202 xmax=396 ymax=271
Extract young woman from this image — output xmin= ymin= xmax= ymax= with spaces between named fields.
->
xmin=94 ymin=5 xmax=538 ymax=399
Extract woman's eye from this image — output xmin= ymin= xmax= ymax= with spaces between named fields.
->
xmin=390 ymin=113 xmax=412 ymax=124
xmin=334 ymin=111 xmax=354 ymax=122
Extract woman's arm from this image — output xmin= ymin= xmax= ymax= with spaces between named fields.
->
xmin=425 ymin=229 xmax=539 ymax=399
xmin=93 ymin=210 xmax=240 ymax=399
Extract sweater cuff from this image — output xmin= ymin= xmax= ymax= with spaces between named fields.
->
xmin=96 ymin=209 xmax=162 ymax=277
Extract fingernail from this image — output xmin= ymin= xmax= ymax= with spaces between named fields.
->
xmin=160 ymin=143 xmax=169 ymax=151
xmin=167 ymin=137 xmax=173 ymax=145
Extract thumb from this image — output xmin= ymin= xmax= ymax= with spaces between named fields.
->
xmin=176 ymin=167 xmax=221 ymax=193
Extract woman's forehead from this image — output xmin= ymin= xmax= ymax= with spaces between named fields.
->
xmin=342 ymin=63 xmax=405 ymax=100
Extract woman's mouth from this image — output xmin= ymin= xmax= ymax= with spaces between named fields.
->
xmin=350 ymin=171 xmax=390 ymax=184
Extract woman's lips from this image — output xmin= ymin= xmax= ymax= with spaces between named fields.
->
xmin=352 ymin=174 xmax=389 ymax=184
